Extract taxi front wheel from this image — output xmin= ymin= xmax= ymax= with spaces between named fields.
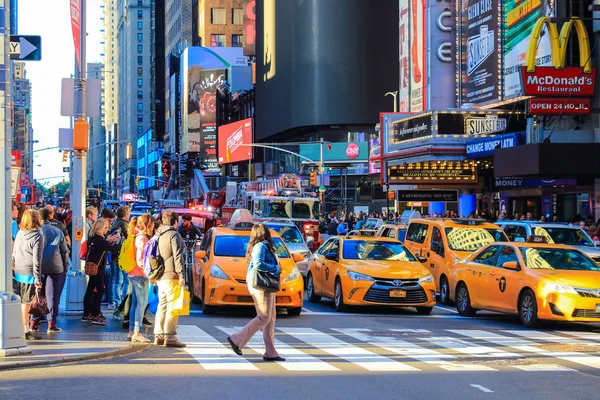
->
xmin=519 ymin=290 xmax=540 ymax=328
xmin=307 ymin=273 xmax=321 ymax=303
xmin=334 ymin=279 xmax=349 ymax=312
xmin=456 ymin=283 xmax=477 ymax=317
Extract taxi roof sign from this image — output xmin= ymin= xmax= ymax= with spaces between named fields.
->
xmin=527 ymin=235 xmax=549 ymax=243
xmin=229 ymin=209 xmax=255 ymax=229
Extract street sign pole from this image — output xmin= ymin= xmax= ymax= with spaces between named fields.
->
xmin=0 ymin=2 xmax=30 ymax=356
xmin=63 ymin=0 xmax=88 ymax=314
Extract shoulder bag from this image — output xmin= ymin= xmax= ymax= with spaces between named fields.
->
xmin=252 ymin=243 xmax=280 ymax=293
xmin=85 ymin=240 xmax=105 ymax=276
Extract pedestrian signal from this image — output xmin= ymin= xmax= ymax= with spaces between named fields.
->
xmin=310 ymin=171 xmax=317 ymax=186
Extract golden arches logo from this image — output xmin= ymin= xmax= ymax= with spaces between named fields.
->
xmin=525 ymin=17 xmax=591 ymax=73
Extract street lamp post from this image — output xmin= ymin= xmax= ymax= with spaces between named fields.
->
xmin=385 ymin=91 xmax=398 ymax=113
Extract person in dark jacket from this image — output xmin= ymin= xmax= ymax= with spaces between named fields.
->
xmin=13 ymin=209 xmax=44 ymax=340
xmin=82 ymin=218 xmax=119 ymax=324
xmin=153 ymin=211 xmax=186 ymax=348
xmin=108 ymin=206 xmax=129 ymax=311
xmin=38 ymin=208 xmax=70 ymax=333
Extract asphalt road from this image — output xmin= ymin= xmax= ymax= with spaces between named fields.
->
xmin=2 ymin=299 xmax=600 ymax=400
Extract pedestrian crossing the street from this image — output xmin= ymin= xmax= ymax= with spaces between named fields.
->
xmin=175 ymin=325 xmax=600 ymax=373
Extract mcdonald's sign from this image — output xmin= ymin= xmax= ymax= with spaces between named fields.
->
xmin=520 ymin=17 xmax=596 ymax=98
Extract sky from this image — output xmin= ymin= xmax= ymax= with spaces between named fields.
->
xmin=18 ymin=0 xmax=104 ymax=187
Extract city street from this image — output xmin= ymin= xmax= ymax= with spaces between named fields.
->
xmin=2 ymin=300 xmax=600 ymax=399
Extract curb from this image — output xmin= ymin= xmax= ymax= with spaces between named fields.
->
xmin=0 ymin=343 xmax=152 ymax=372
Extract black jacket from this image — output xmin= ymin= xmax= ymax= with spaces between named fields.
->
xmin=87 ymin=235 xmax=114 ymax=271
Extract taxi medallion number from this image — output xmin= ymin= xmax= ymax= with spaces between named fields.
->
xmin=390 ymin=289 xmax=407 ymax=298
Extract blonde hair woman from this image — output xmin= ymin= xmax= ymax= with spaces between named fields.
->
xmin=12 ymin=209 xmax=43 ymax=340
xmin=126 ymin=214 xmax=155 ymax=343
xmin=227 ymin=224 xmax=285 ymax=362
xmin=83 ymin=218 xmax=119 ymax=324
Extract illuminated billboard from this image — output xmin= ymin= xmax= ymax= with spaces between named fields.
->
xmin=217 ymin=118 xmax=253 ymax=164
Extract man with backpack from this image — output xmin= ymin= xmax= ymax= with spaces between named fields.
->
xmin=108 ymin=206 xmax=129 ymax=312
xmin=152 ymin=210 xmax=186 ymax=348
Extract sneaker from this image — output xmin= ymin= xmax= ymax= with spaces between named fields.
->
xmin=81 ymin=314 xmax=93 ymax=322
xmin=154 ymin=336 xmax=164 ymax=346
xmin=112 ymin=311 xmax=121 ymax=320
xmin=47 ymin=325 xmax=63 ymax=334
xmin=92 ymin=315 xmax=108 ymax=325
xmin=127 ymin=331 xmax=134 ymax=341
xmin=25 ymin=331 xmax=42 ymax=340
xmin=107 ymin=303 xmax=117 ymax=310
xmin=132 ymin=333 xmax=151 ymax=343
xmin=164 ymin=339 xmax=186 ymax=348
xmin=29 ymin=323 xmax=39 ymax=332
xmin=142 ymin=317 xmax=152 ymax=326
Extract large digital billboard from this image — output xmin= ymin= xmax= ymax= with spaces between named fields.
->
xmin=459 ymin=0 xmax=502 ymax=106
xmin=399 ymin=1 xmax=410 ymax=112
xmin=503 ymin=0 xmax=554 ymax=99
xmin=218 ymin=118 xmax=253 ymax=164
xmin=243 ymin=0 xmax=256 ymax=56
xmin=409 ymin=0 xmax=425 ymax=112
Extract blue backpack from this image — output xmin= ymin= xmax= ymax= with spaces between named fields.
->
xmin=143 ymin=232 xmax=166 ymax=280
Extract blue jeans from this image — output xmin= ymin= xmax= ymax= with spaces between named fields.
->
xmin=128 ymin=276 xmax=149 ymax=334
xmin=109 ymin=261 xmax=129 ymax=306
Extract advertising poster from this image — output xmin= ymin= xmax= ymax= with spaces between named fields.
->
xmin=399 ymin=1 xmax=410 ymax=112
xmin=369 ymin=137 xmax=381 ymax=174
xmin=243 ymin=0 xmax=256 ymax=56
xmin=504 ymin=0 xmax=554 ymax=99
xmin=409 ymin=0 xmax=425 ymax=112
xmin=388 ymin=115 xmax=432 ymax=153
xmin=460 ymin=0 xmax=501 ymax=105
xmin=217 ymin=118 xmax=253 ymax=164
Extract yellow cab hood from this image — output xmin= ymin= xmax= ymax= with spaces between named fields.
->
xmin=214 ymin=256 xmax=296 ymax=280
xmin=534 ymin=270 xmax=600 ymax=288
xmin=341 ymin=260 xmax=430 ymax=280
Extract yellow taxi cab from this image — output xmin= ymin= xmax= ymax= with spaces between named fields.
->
xmin=192 ymin=210 xmax=305 ymax=316
xmin=404 ymin=218 xmax=509 ymax=305
xmin=376 ymin=224 xmax=407 ymax=242
xmin=306 ymin=235 xmax=436 ymax=314
xmin=449 ymin=236 xmax=600 ymax=327
xmin=348 ymin=218 xmax=385 ymax=237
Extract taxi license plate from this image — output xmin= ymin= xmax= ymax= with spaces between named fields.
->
xmin=596 ymin=304 xmax=600 ymax=313
xmin=390 ymin=289 xmax=406 ymax=298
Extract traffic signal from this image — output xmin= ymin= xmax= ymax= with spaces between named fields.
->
xmin=126 ymin=143 xmax=133 ymax=159
xmin=73 ymin=118 xmax=89 ymax=151
xmin=62 ymin=151 xmax=68 ymax=162
xmin=135 ymin=176 xmax=140 ymax=187
xmin=310 ymin=171 xmax=317 ymax=186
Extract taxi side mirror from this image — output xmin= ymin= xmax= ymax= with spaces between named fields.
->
xmin=325 ymin=252 xmax=338 ymax=261
xmin=502 ymin=261 xmax=519 ymax=270
xmin=293 ymin=253 xmax=305 ymax=262
xmin=195 ymin=250 xmax=206 ymax=259
xmin=416 ymin=255 xmax=427 ymax=263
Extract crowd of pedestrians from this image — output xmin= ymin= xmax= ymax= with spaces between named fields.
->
xmin=10 ymin=202 xmax=188 ymax=347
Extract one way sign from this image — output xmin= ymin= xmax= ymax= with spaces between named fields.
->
xmin=10 ymin=35 xmax=42 ymax=61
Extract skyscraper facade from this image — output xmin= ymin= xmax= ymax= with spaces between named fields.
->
xmin=86 ymin=62 xmax=107 ymax=192
xmin=103 ymin=0 xmax=119 ymax=194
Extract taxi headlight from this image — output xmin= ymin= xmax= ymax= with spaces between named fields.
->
xmin=347 ymin=271 xmax=374 ymax=281
xmin=418 ymin=274 xmax=434 ymax=283
xmin=544 ymin=283 xmax=577 ymax=294
xmin=210 ymin=264 xmax=229 ymax=280
xmin=284 ymin=268 xmax=301 ymax=282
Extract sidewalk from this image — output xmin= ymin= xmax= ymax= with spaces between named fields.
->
xmin=0 ymin=312 xmax=151 ymax=371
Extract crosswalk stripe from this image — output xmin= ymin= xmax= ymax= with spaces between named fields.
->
xmin=279 ymin=327 xmax=418 ymax=372
xmin=177 ymin=325 xmax=259 ymax=371
xmin=421 ymin=335 xmax=522 ymax=358
xmin=451 ymin=329 xmax=600 ymax=371
xmin=556 ymin=331 xmax=600 ymax=342
xmin=512 ymin=364 xmax=575 ymax=372
xmin=334 ymin=328 xmax=496 ymax=372
xmin=216 ymin=326 xmax=339 ymax=371
xmin=506 ymin=330 xmax=595 ymax=345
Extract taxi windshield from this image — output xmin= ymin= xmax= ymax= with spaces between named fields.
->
xmin=363 ymin=219 xmax=381 ymax=230
xmin=213 ymin=236 xmax=290 ymax=258
xmin=342 ymin=240 xmax=416 ymax=261
xmin=265 ymin=224 xmax=303 ymax=244
xmin=520 ymin=247 xmax=600 ymax=271
xmin=533 ymin=227 xmax=595 ymax=247
xmin=444 ymin=227 xmax=508 ymax=252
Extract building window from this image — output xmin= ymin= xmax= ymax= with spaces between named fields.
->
xmin=138 ymin=125 xmax=143 ymax=134
xmin=211 ymin=34 xmax=225 ymax=47
xmin=232 ymin=34 xmax=243 ymax=48
xmin=138 ymin=55 xmax=143 ymax=65
xmin=137 ymin=90 xmax=143 ymax=99
xmin=137 ymin=78 xmax=143 ymax=87
xmin=232 ymin=8 xmax=243 ymax=25
xmin=137 ymin=67 xmax=143 ymax=76
xmin=210 ymin=8 xmax=225 ymax=24
xmin=137 ymin=44 xmax=143 ymax=53
xmin=138 ymin=0 xmax=143 ymax=5
xmin=138 ymin=113 xmax=143 ymax=122
xmin=137 ymin=103 xmax=143 ymax=111
xmin=137 ymin=33 xmax=143 ymax=42
xmin=137 ymin=21 xmax=143 ymax=30
xmin=137 ymin=10 xmax=143 ymax=19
